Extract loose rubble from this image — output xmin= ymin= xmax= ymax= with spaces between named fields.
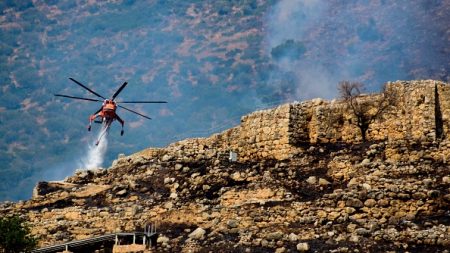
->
xmin=1 ymin=80 xmax=449 ymax=252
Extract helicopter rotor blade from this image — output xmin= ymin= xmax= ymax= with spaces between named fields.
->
xmin=118 ymin=105 xmax=152 ymax=120
xmin=54 ymin=94 xmax=102 ymax=102
xmin=69 ymin=78 xmax=106 ymax=99
xmin=111 ymin=82 xmax=128 ymax=100
xmin=117 ymin=101 xmax=167 ymax=104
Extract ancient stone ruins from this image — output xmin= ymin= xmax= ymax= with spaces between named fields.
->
xmin=1 ymin=80 xmax=449 ymax=252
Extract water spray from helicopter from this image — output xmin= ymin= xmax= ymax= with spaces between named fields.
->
xmin=80 ymin=125 xmax=109 ymax=169
xmin=53 ymin=77 xmax=167 ymax=172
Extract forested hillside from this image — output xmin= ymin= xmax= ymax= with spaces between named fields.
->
xmin=1 ymin=0 xmax=449 ymax=200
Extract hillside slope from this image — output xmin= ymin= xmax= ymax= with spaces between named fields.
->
xmin=1 ymin=0 xmax=450 ymax=202
xmin=1 ymin=80 xmax=450 ymax=252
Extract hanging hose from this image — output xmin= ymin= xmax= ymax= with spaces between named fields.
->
xmin=96 ymin=119 xmax=111 ymax=145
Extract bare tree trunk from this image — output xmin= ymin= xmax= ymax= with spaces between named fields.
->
xmin=360 ymin=125 xmax=367 ymax=142
xmin=338 ymin=81 xmax=397 ymax=143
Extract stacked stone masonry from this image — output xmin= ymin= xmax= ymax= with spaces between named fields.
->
xmin=139 ymin=80 xmax=449 ymax=162
xmin=6 ymin=80 xmax=450 ymax=252
xmin=293 ymin=80 xmax=447 ymax=144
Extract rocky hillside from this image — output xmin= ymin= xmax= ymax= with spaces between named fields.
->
xmin=2 ymin=0 xmax=450 ymax=202
xmin=1 ymin=81 xmax=450 ymax=252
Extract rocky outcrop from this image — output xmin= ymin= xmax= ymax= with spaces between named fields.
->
xmin=138 ymin=80 xmax=450 ymax=162
xmin=1 ymin=80 xmax=450 ymax=252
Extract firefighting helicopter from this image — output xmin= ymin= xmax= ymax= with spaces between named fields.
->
xmin=54 ymin=78 xmax=167 ymax=145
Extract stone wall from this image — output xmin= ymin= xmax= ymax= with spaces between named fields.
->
xmin=376 ymin=80 xmax=437 ymax=142
xmin=231 ymin=104 xmax=291 ymax=160
xmin=289 ymin=99 xmax=345 ymax=144
xmin=138 ymin=80 xmax=449 ymax=162
xmin=144 ymin=104 xmax=293 ymax=161
xmin=437 ymin=82 xmax=450 ymax=139
xmin=289 ymin=80 xmax=448 ymax=144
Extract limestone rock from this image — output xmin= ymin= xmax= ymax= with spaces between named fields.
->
xmin=306 ymin=176 xmax=317 ymax=185
xmin=227 ymin=219 xmax=238 ymax=228
xmin=443 ymin=194 xmax=450 ymax=202
xmin=188 ymin=228 xmax=206 ymax=240
xmin=318 ymin=178 xmax=331 ymax=186
xmin=364 ymin=199 xmax=377 ymax=207
xmin=266 ymin=231 xmax=284 ymax=241
xmin=288 ymin=233 xmax=299 ymax=242
xmin=443 ymin=176 xmax=450 ymax=184
xmin=346 ymin=198 xmax=364 ymax=208
xmin=275 ymin=247 xmax=286 ymax=253
xmin=161 ymin=154 xmax=172 ymax=162
xmin=157 ymin=236 xmax=170 ymax=244
xmin=116 ymin=189 xmax=127 ymax=196
xmin=296 ymin=242 xmax=310 ymax=252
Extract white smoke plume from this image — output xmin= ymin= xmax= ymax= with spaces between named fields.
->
xmin=264 ymin=0 xmax=449 ymax=101
xmin=79 ymin=125 xmax=109 ymax=169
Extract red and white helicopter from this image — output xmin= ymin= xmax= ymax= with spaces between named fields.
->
xmin=55 ymin=78 xmax=167 ymax=145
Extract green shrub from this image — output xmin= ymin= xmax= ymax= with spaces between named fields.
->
xmin=0 ymin=215 xmax=37 ymax=253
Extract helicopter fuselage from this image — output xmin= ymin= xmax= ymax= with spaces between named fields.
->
xmin=55 ymin=77 xmax=167 ymax=145
xmin=101 ymin=99 xmax=117 ymax=118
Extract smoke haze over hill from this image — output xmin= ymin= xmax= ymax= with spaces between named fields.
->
xmin=265 ymin=0 xmax=450 ymax=100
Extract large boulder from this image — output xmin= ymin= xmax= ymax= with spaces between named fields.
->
xmin=188 ymin=227 xmax=206 ymax=240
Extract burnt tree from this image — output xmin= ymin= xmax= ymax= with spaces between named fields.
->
xmin=338 ymin=81 xmax=396 ymax=142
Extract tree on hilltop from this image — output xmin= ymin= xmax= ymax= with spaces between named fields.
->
xmin=338 ymin=81 xmax=397 ymax=142
xmin=271 ymin=39 xmax=306 ymax=61
xmin=0 ymin=215 xmax=37 ymax=253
